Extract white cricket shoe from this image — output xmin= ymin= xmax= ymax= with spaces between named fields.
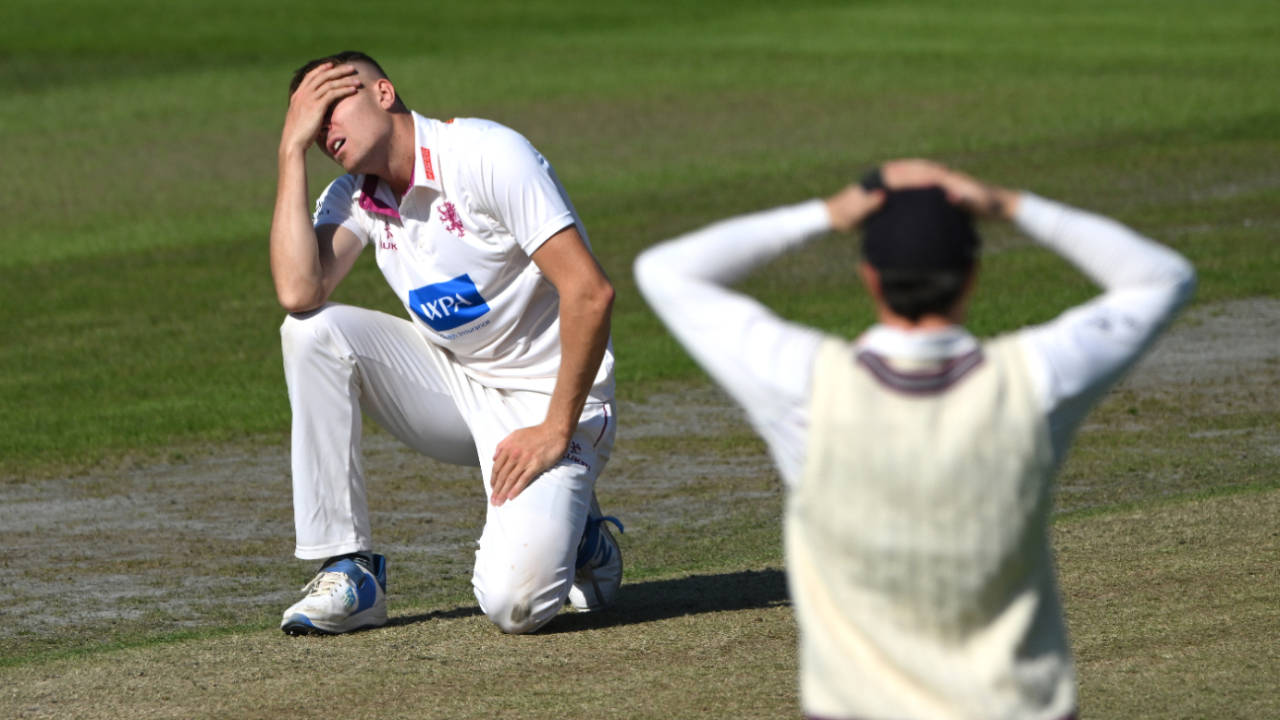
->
xmin=280 ymin=554 xmax=388 ymax=635
xmin=568 ymin=498 xmax=624 ymax=612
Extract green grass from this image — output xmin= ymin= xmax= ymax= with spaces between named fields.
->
xmin=0 ymin=2 xmax=1278 ymax=717
xmin=2 ymin=0 xmax=1278 ymax=473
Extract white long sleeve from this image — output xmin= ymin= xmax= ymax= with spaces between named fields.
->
xmin=634 ymin=200 xmax=832 ymax=481
xmin=1015 ymin=193 xmax=1197 ymax=457
xmin=635 ymin=192 xmax=1196 ymax=484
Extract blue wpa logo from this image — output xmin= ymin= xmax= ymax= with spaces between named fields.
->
xmin=408 ymin=274 xmax=491 ymax=331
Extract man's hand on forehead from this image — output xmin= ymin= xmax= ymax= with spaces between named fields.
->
xmin=280 ymin=62 xmax=361 ymax=155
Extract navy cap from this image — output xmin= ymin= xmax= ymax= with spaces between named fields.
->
xmin=859 ymin=183 xmax=980 ymax=272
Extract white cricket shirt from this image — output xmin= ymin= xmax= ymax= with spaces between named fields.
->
xmin=313 ymin=113 xmax=614 ymax=398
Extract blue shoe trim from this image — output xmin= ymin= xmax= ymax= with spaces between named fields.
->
xmin=576 ymin=516 xmax=624 ymax=570
xmin=324 ymin=558 xmax=383 ymax=613
xmin=281 ymin=614 xmax=321 ymax=635
xmin=370 ymin=553 xmax=388 ymax=591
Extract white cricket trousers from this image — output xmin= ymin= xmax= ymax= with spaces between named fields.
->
xmin=280 ymin=303 xmax=616 ymax=634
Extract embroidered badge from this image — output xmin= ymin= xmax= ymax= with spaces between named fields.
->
xmin=438 ymin=201 xmax=466 ymax=237
xmin=377 ymin=222 xmax=397 ymax=251
xmin=562 ymin=440 xmax=591 ymax=471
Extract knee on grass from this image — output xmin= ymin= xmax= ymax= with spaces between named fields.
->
xmin=476 ymin=583 xmax=566 ymax=635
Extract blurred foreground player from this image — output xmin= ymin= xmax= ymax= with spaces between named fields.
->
xmin=269 ymin=51 xmax=622 ymax=636
xmin=634 ymin=160 xmax=1194 ymax=719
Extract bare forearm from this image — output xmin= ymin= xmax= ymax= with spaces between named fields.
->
xmin=270 ymin=61 xmax=363 ymax=312
xmin=545 ymin=287 xmax=614 ymax=436
xmin=270 ymin=147 xmax=327 ymax=311
xmin=486 ymin=281 xmax=612 ymax=506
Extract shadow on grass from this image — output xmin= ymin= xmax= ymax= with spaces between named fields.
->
xmin=545 ymin=567 xmax=791 ymax=634
xmin=386 ymin=605 xmax=485 ymax=627
xmin=385 ymin=568 xmax=790 ymax=633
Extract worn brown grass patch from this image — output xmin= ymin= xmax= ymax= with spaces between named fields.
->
xmin=1059 ymin=489 xmax=1280 ymax=719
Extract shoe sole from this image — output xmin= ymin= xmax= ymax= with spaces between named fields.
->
xmin=280 ymin=607 xmax=388 ymax=636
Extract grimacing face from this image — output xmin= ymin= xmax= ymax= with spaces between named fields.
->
xmin=316 ymin=64 xmax=395 ymax=173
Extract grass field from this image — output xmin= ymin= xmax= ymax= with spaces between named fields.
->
xmin=1 ymin=1 xmax=1278 ymax=717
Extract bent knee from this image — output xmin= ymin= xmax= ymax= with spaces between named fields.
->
xmin=279 ymin=305 xmax=343 ymax=359
xmin=281 ymin=304 xmax=328 ymax=337
xmin=489 ymin=602 xmax=545 ymax=635
xmin=476 ymin=584 xmax=565 ymax=635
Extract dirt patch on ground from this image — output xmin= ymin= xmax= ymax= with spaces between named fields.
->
xmin=1121 ymin=297 xmax=1280 ymax=389
xmin=1 ymin=297 xmax=1276 ymax=661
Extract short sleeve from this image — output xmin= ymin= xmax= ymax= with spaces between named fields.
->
xmin=468 ymin=125 xmax=578 ymax=256
xmin=312 ymin=174 xmax=371 ymax=247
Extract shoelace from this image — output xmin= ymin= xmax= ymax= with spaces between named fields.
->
xmin=298 ymin=570 xmax=347 ymax=597
xmin=589 ymin=515 xmax=624 ymax=536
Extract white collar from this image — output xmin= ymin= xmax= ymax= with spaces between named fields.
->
xmin=409 ymin=111 xmax=444 ymax=192
xmin=856 ymin=323 xmax=979 ymax=360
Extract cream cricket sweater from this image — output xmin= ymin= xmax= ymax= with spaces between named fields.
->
xmin=789 ymin=335 xmax=1071 ymax=720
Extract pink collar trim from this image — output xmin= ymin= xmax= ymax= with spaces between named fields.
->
xmin=356 ymin=114 xmax=443 ymax=221
xmin=357 ymin=175 xmax=401 ymax=220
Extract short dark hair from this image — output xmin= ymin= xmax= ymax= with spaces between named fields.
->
xmin=288 ymin=50 xmax=407 ymax=111
xmin=875 ymin=268 xmax=973 ymax=322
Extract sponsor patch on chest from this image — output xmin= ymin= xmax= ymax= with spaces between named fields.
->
xmin=407 ymin=274 xmax=491 ymax=332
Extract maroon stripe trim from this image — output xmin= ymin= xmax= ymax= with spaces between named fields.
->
xmin=593 ymin=402 xmax=610 ymax=447
xmin=855 ymin=348 xmax=984 ymax=396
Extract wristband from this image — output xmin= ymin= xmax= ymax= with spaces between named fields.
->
xmin=859 ymin=167 xmax=886 ymax=192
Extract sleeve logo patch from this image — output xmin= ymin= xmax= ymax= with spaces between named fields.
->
xmin=408 ymin=274 xmax=491 ymax=331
